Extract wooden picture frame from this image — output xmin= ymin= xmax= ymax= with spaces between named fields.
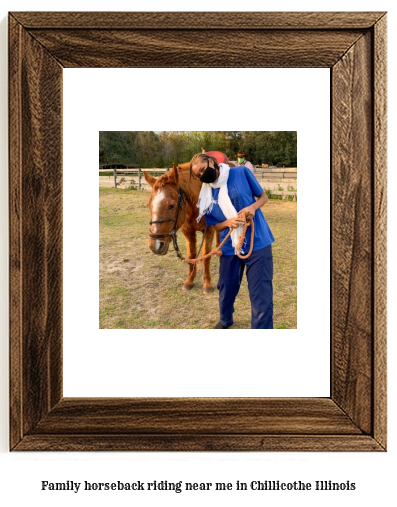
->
xmin=9 ymin=11 xmax=387 ymax=451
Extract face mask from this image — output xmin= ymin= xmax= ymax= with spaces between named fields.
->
xmin=200 ymin=161 xmax=218 ymax=183
xmin=238 ymin=157 xmax=245 ymax=164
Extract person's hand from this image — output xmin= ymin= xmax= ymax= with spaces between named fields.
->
xmin=240 ymin=204 xmax=256 ymax=220
xmin=227 ymin=216 xmax=245 ymax=229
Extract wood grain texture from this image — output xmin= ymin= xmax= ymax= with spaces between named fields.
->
xmin=9 ymin=16 xmax=63 ymax=447
xmin=9 ymin=15 xmax=23 ymax=450
xmin=12 ymin=11 xmax=386 ymax=29
xmin=32 ymin=398 xmax=362 ymax=435
xmin=27 ymin=29 xmax=364 ymax=68
xmin=373 ymin=14 xmax=387 ymax=449
xmin=14 ymin=435 xmax=383 ymax=452
xmin=8 ymin=11 xmax=387 ymax=452
xmin=332 ymin=32 xmax=373 ymax=434
xmin=21 ymin=28 xmax=64 ymax=433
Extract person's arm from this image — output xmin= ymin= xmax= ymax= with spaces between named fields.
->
xmin=240 ymin=192 xmax=268 ymax=220
xmin=214 ymin=216 xmax=246 ymax=232
xmin=215 ymin=192 xmax=268 ymax=231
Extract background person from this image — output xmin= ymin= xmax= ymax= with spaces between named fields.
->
xmin=235 ymin=151 xmax=255 ymax=173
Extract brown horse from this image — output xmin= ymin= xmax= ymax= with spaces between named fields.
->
xmin=144 ymin=163 xmax=216 ymax=294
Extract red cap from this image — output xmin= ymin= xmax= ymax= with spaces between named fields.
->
xmin=205 ymin=151 xmax=227 ymax=164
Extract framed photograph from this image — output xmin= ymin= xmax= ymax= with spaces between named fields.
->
xmin=97 ymin=129 xmax=298 ymax=331
xmin=9 ymin=11 xmax=387 ymax=451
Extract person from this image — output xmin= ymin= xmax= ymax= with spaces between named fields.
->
xmin=235 ymin=151 xmax=255 ymax=173
xmin=190 ymin=153 xmax=274 ymax=329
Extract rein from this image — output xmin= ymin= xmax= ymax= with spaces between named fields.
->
xmin=183 ymin=210 xmax=255 ymax=265
xmin=148 ymin=187 xmax=254 ymax=264
xmin=148 ymin=187 xmax=187 ymax=260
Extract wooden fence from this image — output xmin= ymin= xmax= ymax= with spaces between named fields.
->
xmin=255 ymin=167 xmax=297 ymax=200
xmin=99 ymin=167 xmax=297 ymax=200
xmin=99 ymin=168 xmax=168 ymax=189
xmin=255 ymin=167 xmax=297 ymax=178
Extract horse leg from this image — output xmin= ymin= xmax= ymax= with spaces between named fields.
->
xmin=202 ymin=226 xmax=215 ymax=294
xmin=181 ymin=229 xmax=197 ymax=291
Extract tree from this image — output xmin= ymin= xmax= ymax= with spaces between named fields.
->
xmin=98 ymin=131 xmax=297 ymax=168
xmin=99 ymin=131 xmax=137 ymax=165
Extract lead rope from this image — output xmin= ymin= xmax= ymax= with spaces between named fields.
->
xmin=183 ymin=210 xmax=255 ymax=267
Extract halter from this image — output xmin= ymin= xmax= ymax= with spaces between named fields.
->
xmin=148 ymin=187 xmax=187 ymax=260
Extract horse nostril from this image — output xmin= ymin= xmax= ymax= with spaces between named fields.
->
xmin=154 ymin=239 xmax=165 ymax=251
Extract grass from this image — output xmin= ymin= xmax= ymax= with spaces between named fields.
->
xmin=99 ymin=187 xmax=297 ymax=329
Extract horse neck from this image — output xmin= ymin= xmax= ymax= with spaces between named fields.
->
xmin=178 ymin=164 xmax=201 ymax=210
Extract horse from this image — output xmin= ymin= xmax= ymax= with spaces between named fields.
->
xmin=144 ymin=162 xmax=217 ymax=294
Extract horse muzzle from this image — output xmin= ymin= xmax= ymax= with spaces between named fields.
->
xmin=148 ymin=235 xmax=170 ymax=255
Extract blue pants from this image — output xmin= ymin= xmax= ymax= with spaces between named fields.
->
xmin=218 ymin=245 xmax=273 ymax=329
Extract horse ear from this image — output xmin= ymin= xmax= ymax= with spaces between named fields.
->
xmin=171 ymin=163 xmax=179 ymax=184
xmin=143 ymin=170 xmax=157 ymax=187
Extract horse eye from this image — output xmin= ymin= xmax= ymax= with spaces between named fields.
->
xmin=168 ymin=204 xmax=175 ymax=210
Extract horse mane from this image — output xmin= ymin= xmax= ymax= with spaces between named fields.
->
xmin=153 ymin=171 xmax=178 ymax=189
xmin=177 ymin=163 xmax=201 ymax=206
xmin=153 ymin=162 xmax=201 ymax=207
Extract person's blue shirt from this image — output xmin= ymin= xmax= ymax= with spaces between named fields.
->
xmin=204 ymin=166 xmax=275 ymax=255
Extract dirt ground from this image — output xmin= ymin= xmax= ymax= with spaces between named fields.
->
xmin=100 ymin=188 xmax=297 ymax=329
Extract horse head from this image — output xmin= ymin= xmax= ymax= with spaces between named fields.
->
xmin=144 ymin=164 xmax=187 ymax=256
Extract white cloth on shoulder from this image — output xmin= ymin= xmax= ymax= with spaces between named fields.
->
xmin=196 ymin=163 xmax=243 ymax=254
